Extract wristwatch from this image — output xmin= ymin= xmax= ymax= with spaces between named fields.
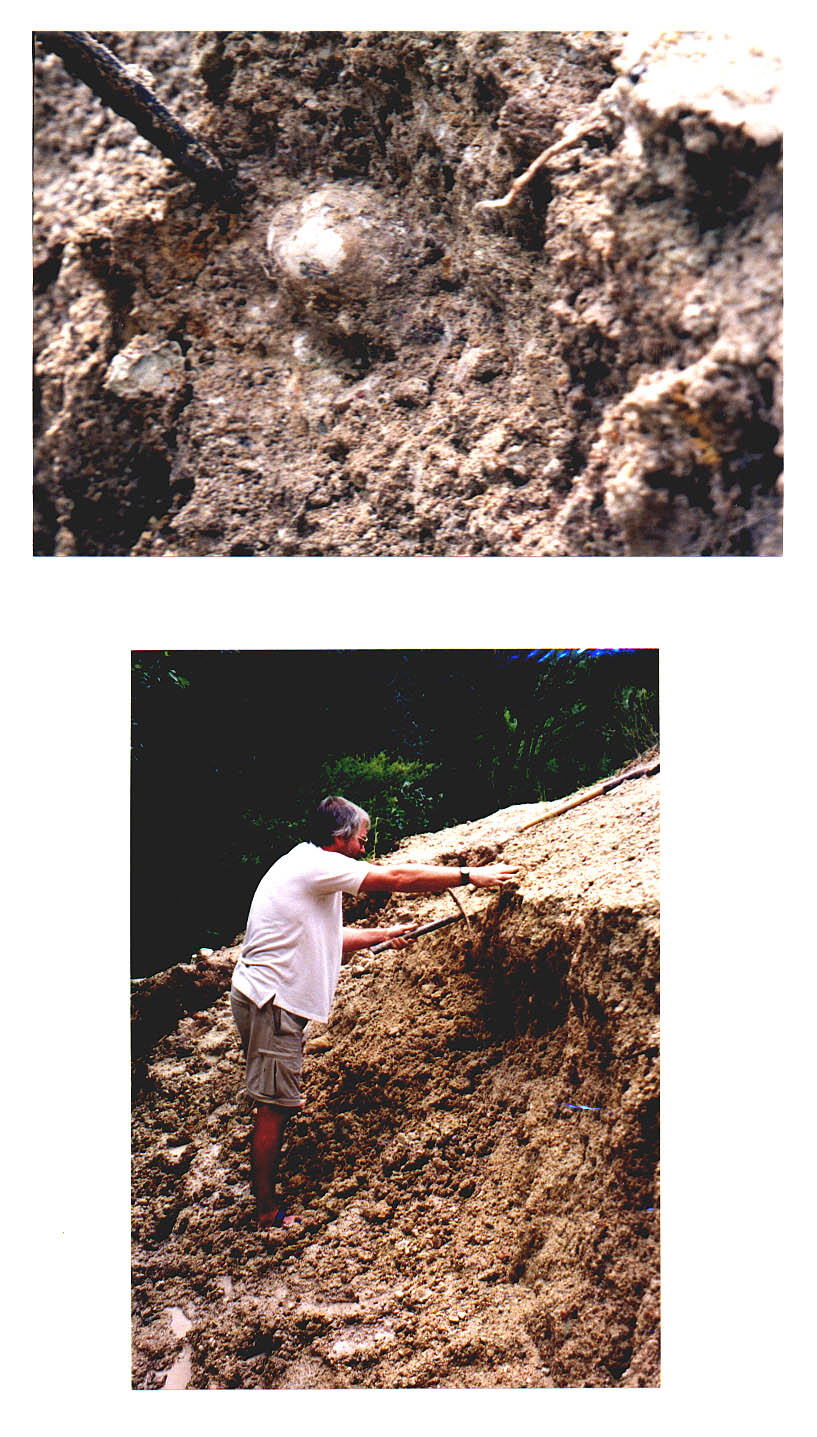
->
xmin=459 ymin=868 xmax=471 ymax=885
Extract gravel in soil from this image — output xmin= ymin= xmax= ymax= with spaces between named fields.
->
xmin=34 ymin=32 xmax=781 ymax=556
xmin=131 ymin=757 xmax=660 ymax=1388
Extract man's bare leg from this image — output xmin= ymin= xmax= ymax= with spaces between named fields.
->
xmin=251 ymin=1104 xmax=299 ymax=1227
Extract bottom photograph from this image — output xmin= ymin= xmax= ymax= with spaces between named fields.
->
xmin=130 ymin=648 xmax=660 ymax=1389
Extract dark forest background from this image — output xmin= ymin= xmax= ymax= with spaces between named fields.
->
xmin=131 ymin=649 xmax=659 ymax=978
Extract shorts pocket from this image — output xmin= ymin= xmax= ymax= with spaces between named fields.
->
xmin=252 ymin=1035 xmax=303 ymax=1104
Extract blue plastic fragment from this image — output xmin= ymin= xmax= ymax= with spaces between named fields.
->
xmin=564 ymin=1103 xmax=602 ymax=1111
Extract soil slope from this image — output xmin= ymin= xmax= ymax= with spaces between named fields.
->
xmin=34 ymin=31 xmax=781 ymax=556
xmin=131 ymin=757 xmax=660 ymax=1389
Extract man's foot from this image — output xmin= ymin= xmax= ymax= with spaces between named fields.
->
xmin=258 ymin=1207 xmax=301 ymax=1231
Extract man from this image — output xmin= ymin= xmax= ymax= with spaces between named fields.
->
xmin=231 ymin=795 xmax=518 ymax=1230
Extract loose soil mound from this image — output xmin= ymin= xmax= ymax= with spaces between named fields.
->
xmin=131 ymin=758 xmax=660 ymax=1388
xmin=34 ymin=31 xmax=780 ymax=556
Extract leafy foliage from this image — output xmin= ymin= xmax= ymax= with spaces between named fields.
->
xmin=320 ymin=751 xmax=440 ymax=856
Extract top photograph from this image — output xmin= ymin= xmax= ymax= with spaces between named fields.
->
xmin=32 ymin=30 xmax=783 ymax=557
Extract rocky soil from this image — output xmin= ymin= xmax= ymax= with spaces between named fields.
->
xmin=131 ymin=755 xmax=660 ymax=1388
xmin=34 ymin=31 xmax=781 ymax=557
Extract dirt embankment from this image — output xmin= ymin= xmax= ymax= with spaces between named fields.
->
xmin=34 ymin=31 xmax=780 ymax=557
xmin=131 ymin=758 xmax=660 ymax=1389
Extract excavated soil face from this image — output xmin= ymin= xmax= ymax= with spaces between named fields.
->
xmin=131 ymin=760 xmax=660 ymax=1389
xmin=34 ymin=32 xmax=781 ymax=556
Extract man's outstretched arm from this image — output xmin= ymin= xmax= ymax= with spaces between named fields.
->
xmin=359 ymin=862 xmax=518 ymax=894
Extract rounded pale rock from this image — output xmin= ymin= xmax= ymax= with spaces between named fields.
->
xmin=265 ymin=184 xmax=409 ymax=312
xmin=103 ymin=335 xmax=185 ymax=400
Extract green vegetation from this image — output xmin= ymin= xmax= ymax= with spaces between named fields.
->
xmin=131 ymin=649 xmax=658 ymax=977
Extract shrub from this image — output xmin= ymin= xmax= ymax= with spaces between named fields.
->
xmin=319 ymin=751 xmax=441 ymax=855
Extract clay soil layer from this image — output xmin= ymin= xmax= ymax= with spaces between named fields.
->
xmin=34 ymin=32 xmax=781 ymax=556
xmin=131 ymin=758 xmax=660 ymax=1388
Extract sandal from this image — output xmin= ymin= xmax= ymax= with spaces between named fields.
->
xmin=258 ymin=1207 xmax=301 ymax=1230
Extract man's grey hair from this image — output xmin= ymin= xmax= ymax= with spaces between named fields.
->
xmin=310 ymin=795 xmax=370 ymax=847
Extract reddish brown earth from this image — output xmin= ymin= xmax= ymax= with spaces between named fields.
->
xmin=34 ymin=31 xmax=781 ymax=557
xmin=131 ymin=755 xmax=659 ymax=1388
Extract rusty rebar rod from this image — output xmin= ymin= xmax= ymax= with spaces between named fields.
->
xmin=36 ymin=31 xmax=241 ymax=210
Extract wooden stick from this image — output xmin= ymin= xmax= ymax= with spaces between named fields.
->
xmin=517 ymin=759 xmax=660 ymax=833
xmin=446 ymin=884 xmax=473 ymax=938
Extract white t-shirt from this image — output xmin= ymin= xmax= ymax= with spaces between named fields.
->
xmin=231 ymin=842 xmax=370 ymax=1021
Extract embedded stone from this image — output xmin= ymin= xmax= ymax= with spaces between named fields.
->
xmin=265 ymin=184 xmax=409 ymax=315
xmin=103 ymin=335 xmax=185 ymax=400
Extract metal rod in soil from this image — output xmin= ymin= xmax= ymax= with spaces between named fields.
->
xmin=36 ymin=31 xmax=241 ymax=209
xmin=370 ymin=912 xmax=466 ymax=953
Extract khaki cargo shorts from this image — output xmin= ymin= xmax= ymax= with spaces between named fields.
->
xmin=230 ymin=986 xmax=308 ymax=1109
